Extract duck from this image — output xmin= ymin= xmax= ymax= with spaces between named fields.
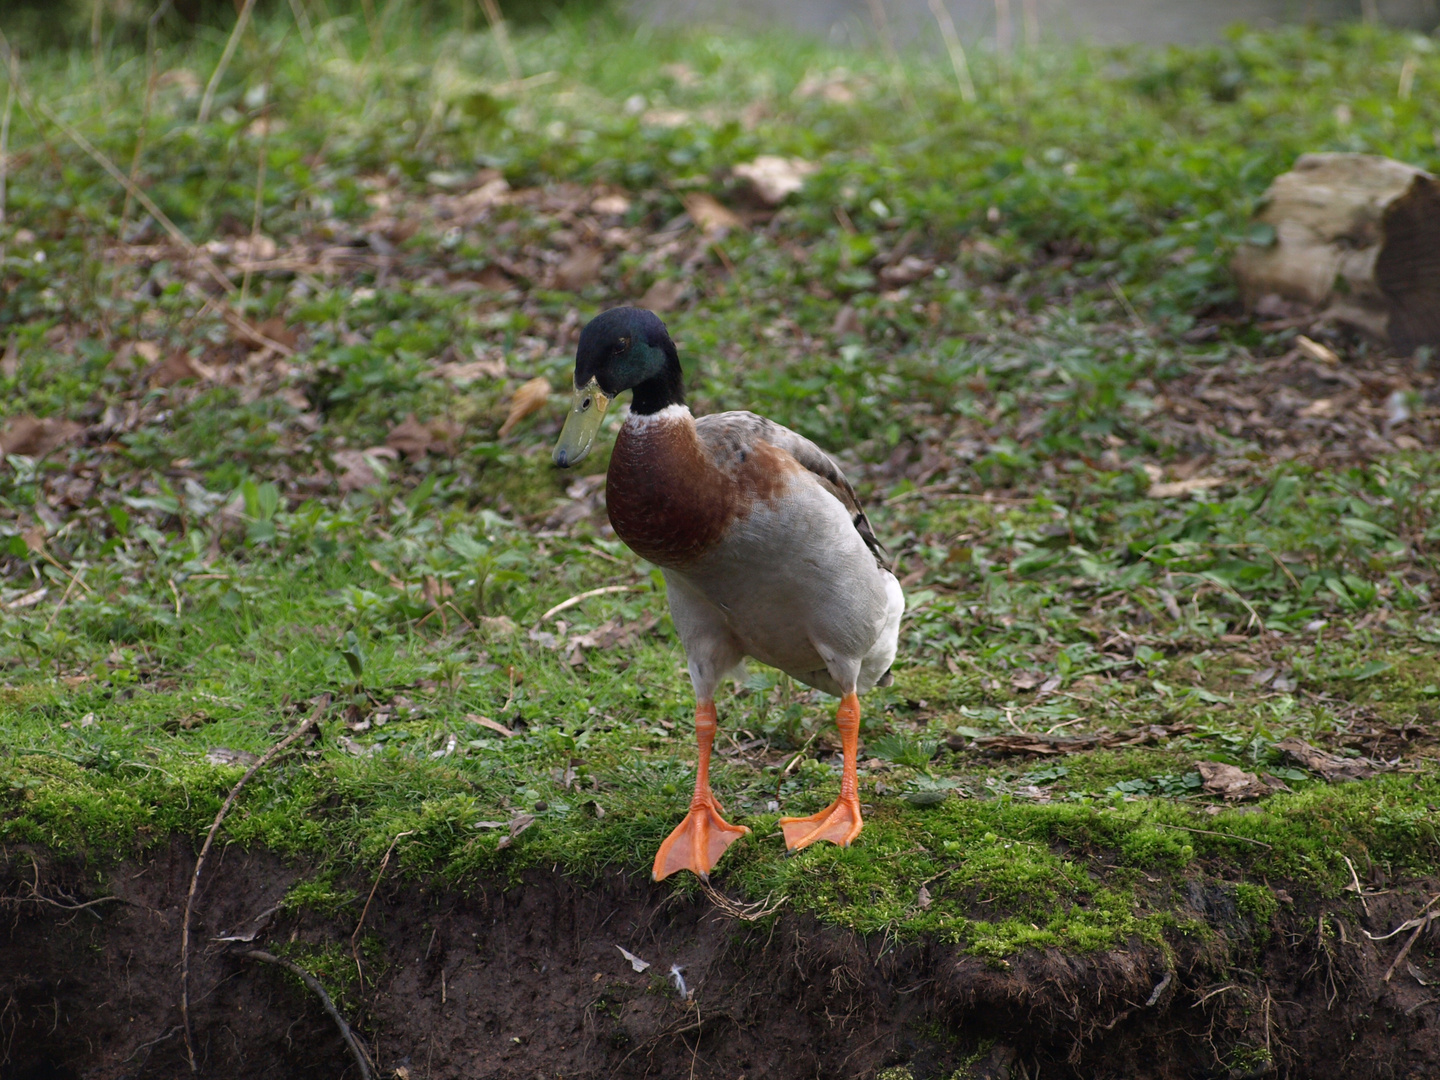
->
xmin=553 ymin=307 xmax=904 ymax=881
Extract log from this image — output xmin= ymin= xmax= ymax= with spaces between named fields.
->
xmin=1232 ymin=152 xmax=1440 ymax=352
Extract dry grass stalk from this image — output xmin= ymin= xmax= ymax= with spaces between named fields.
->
xmin=480 ymin=0 xmax=523 ymax=83
xmin=864 ymin=0 xmax=917 ymax=113
xmin=926 ymin=0 xmax=976 ymax=103
xmin=198 ymin=0 xmax=259 ymax=124
xmin=122 ymin=0 xmax=174 ymax=226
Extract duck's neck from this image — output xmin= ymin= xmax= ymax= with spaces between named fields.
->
xmin=628 ymin=354 xmax=686 ymax=415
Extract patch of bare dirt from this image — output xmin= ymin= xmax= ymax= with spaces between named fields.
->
xmin=3 ymin=842 xmax=1439 ymax=1079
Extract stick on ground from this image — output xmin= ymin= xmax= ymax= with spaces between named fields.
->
xmin=240 ymin=950 xmax=375 ymax=1080
xmin=180 ymin=695 xmax=329 ymax=1072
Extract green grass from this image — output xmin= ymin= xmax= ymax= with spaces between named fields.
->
xmin=3 ymin=5 xmax=1440 ymax=957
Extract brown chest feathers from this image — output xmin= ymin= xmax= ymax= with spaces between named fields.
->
xmin=605 ymin=412 xmax=794 ymax=567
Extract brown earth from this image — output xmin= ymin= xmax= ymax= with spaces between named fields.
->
xmin=2 ymin=842 xmax=1438 ymax=1080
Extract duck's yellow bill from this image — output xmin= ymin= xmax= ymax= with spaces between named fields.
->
xmin=552 ymin=379 xmax=610 ymax=468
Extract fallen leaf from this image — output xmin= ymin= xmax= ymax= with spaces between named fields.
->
xmin=1274 ymin=737 xmax=1380 ymax=782
xmin=1295 ymin=334 xmax=1340 ymax=365
xmin=1148 ymin=476 xmax=1225 ymax=498
xmin=616 ymin=945 xmax=651 ymax=973
xmin=333 ymin=446 xmax=399 ymax=492
xmin=151 ymin=350 xmax=205 ymax=388
xmin=639 ymin=278 xmax=685 ymax=312
xmin=0 ymin=416 xmax=83 ymax=458
xmin=879 ymin=255 xmax=935 ymax=288
xmin=206 ymin=747 xmax=260 ymax=767
xmin=386 ymin=414 xmax=461 ymax=458
xmin=1011 ymin=670 xmax=1046 ymax=692
xmin=1196 ymin=760 xmax=1268 ymax=801
xmin=682 ymin=192 xmax=744 ymax=236
xmin=3 ymin=587 xmax=49 ymax=610
xmin=496 ymin=813 xmax=535 ymax=849
xmin=479 ymin=615 xmax=519 ymax=636
xmin=467 ymin=713 xmax=515 ymax=738
xmin=474 ymin=264 xmax=514 ymax=291
xmin=235 ymin=316 xmax=299 ymax=352
xmin=1298 ymin=397 xmax=1340 ymax=419
xmin=917 ymin=884 xmax=932 ymax=910
xmin=498 ymin=376 xmax=551 ymax=437
xmin=591 ymin=192 xmax=631 ymax=215
xmin=832 ymin=304 xmax=863 ymax=337
xmin=732 ymin=155 xmax=817 ymax=205
xmin=555 ymin=245 xmax=604 ymax=291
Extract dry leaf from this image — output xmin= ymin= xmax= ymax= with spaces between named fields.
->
xmin=555 ymin=246 xmax=604 ymax=291
xmin=1148 ymin=476 xmax=1225 ymax=498
xmin=639 ymin=278 xmax=685 ymax=312
xmin=917 ymin=884 xmax=933 ymax=910
xmin=235 ymin=316 xmax=298 ymax=352
xmin=497 ymin=813 xmax=535 ymax=849
xmin=151 ymin=350 xmax=204 ymax=388
xmin=1196 ymin=760 xmax=1268 ymax=801
xmin=832 ymin=305 xmax=863 ymax=337
xmin=616 ymin=945 xmax=651 ymax=973
xmin=1298 ymin=398 xmax=1341 ymax=419
xmin=591 ymin=193 xmax=631 ymax=215
xmin=1296 ymin=334 xmax=1341 ymax=365
xmin=1274 ymin=737 xmax=1380 ymax=782
xmin=333 ymin=446 xmax=399 ymax=492
xmin=1011 ymin=670 xmax=1046 ymax=692
xmin=0 ymin=415 xmax=83 ymax=458
xmin=498 ymin=376 xmax=551 ymax=437
xmin=880 ymin=255 xmax=935 ymax=288
xmin=3 ymin=587 xmax=49 ymax=610
xmin=386 ymin=414 xmax=461 ymax=458
xmin=206 ymin=747 xmax=260 ymax=767
xmin=682 ymin=193 xmax=744 ymax=236
xmin=466 ymin=713 xmax=515 ymax=737
xmin=475 ymin=264 xmax=513 ymax=291
xmin=732 ymin=155 xmax=818 ymax=205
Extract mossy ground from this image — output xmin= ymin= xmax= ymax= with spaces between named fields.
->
xmin=2 ymin=3 xmax=1440 ymax=967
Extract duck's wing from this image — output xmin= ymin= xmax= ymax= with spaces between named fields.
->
xmin=695 ymin=411 xmax=887 ymax=563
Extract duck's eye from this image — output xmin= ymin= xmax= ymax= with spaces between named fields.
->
xmin=581 ymin=396 xmax=592 ymax=411
xmin=612 ymin=336 xmax=629 ymax=355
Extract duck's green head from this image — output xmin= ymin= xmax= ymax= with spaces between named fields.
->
xmin=553 ymin=306 xmax=684 ymax=468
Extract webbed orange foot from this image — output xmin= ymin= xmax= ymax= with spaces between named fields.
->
xmin=779 ymin=794 xmax=864 ymax=851
xmin=652 ymin=799 xmax=751 ymax=881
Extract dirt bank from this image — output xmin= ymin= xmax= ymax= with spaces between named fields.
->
xmin=2 ymin=842 xmax=1437 ymax=1079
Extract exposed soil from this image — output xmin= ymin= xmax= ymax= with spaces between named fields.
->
xmin=2 ymin=841 xmax=1438 ymax=1080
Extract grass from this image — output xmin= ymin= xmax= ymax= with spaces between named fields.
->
xmin=2 ymin=3 xmax=1440 ymax=960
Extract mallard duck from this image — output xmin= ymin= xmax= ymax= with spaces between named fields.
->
xmin=553 ymin=307 xmax=904 ymax=881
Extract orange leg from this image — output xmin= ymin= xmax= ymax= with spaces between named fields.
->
xmin=780 ymin=692 xmax=864 ymax=851
xmin=652 ymin=701 xmax=752 ymax=881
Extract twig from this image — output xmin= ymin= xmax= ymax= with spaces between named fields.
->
xmin=43 ymin=567 xmax=85 ymax=632
xmin=1383 ymin=914 xmax=1435 ymax=983
xmin=122 ymin=0 xmax=173 ymax=226
xmin=240 ymin=950 xmax=374 ymax=1080
xmin=350 ymin=829 xmax=414 ymax=988
xmin=287 ymin=0 xmax=316 ymax=51
xmin=198 ymin=0 xmax=259 ymax=125
xmin=537 ymin=584 xmax=633 ymax=624
xmin=181 ymin=695 xmax=329 ymax=1072
xmin=1108 ymin=276 xmax=1149 ymax=335
xmin=1155 ymin=821 xmax=1272 ymax=850
xmin=0 ymin=50 xmax=13 ymax=233
xmin=926 ymin=0 xmax=976 ymax=103
xmin=240 ymin=95 xmax=272 ymax=309
xmin=479 ymin=0 xmax=522 ymax=83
